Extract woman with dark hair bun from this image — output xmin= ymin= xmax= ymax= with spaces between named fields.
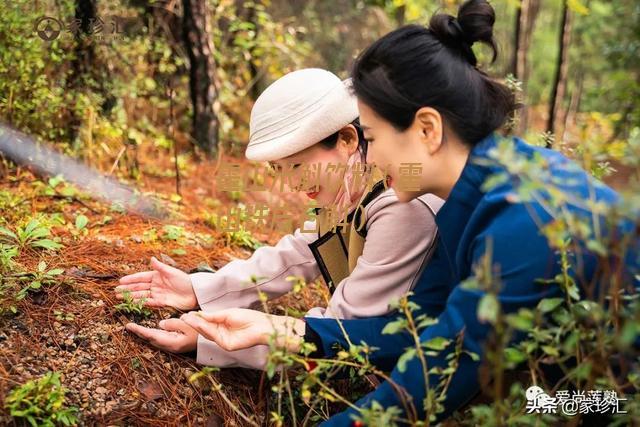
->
xmin=178 ymin=0 xmax=639 ymax=423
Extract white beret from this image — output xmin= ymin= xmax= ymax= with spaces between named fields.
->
xmin=246 ymin=68 xmax=359 ymax=162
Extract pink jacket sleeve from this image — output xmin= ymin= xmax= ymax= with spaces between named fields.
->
xmin=306 ymin=189 xmax=443 ymax=319
xmin=190 ymin=219 xmax=321 ymax=312
xmin=196 ymin=190 xmax=444 ymax=370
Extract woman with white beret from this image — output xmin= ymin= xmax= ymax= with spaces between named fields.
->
xmin=116 ymin=68 xmax=443 ymax=369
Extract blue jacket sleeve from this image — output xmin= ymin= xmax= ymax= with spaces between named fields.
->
xmin=320 ymin=204 xmax=566 ymax=425
xmin=305 ymin=315 xmax=413 ymax=371
xmin=304 ymin=239 xmax=453 ymax=371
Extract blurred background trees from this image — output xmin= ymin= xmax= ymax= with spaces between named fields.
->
xmin=0 ymin=0 xmax=638 ymax=167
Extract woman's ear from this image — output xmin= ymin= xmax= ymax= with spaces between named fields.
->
xmin=413 ymin=107 xmax=443 ymax=155
xmin=337 ymin=124 xmax=359 ymax=155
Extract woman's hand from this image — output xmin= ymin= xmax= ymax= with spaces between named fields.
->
xmin=180 ymin=309 xmax=305 ymax=353
xmin=115 ymin=257 xmax=198 ymax=310
xmin=125 ymin=318 xmax=198 ymax=353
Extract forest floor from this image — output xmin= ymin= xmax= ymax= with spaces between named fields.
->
xmin=0 ymin=146 xmax=340 ymax=426
xmin=0 ymin=126 xmax=632 ymax=426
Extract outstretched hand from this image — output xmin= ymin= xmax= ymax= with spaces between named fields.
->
xmin=125 ymin=318 xmax=198 ymax=353
xmin=180 ymin=309 xmax=306 ymax=353
xmin=115 ymin=256 xmax=198 ymax=310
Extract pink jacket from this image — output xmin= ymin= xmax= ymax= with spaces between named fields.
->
xmin=190 ymin=188 xmax=443 ymax=369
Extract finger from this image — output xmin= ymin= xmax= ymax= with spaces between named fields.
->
xmin=159 ymin=318 xmax=192 ymax=334
xmin=180 ymin=313 xmax=217 ymax=338
xmin=141 ymin=298 xmax=167 ymax=308
xmin=119 ymin=271 xmax=154 ymax=285
xmin=126 ymin=322 xmax=176 ymax=344
xmin=184 ymin=310 xmax=227 ymax=324
xmin=125 ymin=323 xmax=156 ymax=340
xmin=115 ymin=282 xmax=151 ymax=293
xmin=150 ymin=256 xmax=183 ymax=277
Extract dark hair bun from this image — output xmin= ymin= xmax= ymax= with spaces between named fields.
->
xmin=429 ymin=0 xmax=497 ymax=65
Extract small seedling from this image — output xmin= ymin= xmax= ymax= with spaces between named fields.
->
xmin=131 ymin=357 xmax=141 ymax=369
xmin=53 ymin=310 xmax=75 ymax=322
xmin=115 ymin=290 xmax=152 ymax=318
xmin=15 ymin=261 xmax=64 ymax=301
xmin=0 ymin=218 xmax=63 ymax=252
xmin=68 ymin=214 xmax=89 ymax=239
xmin=5 ymin=371 xmax=78 ymax=427
xmin=225 ymin=229 xmax=263 ymax=250
xmin=44 ymin=175 xmax=77 ymax=198
xmin=161 ymin=224 xmax=184 ymax=242
xmin=75 ymin=214 xmax=89 ymax=231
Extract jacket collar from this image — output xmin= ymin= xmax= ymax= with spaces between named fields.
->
xmin=432 ymin=133 xmax=499 ymax=278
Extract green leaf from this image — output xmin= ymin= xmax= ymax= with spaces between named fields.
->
xmin=541 ymin=345 xmax=559 ymax=357
xmin=537 ymin=297 xmax=564 ymax=313
xmin=27 ymin=228 xmax=50 ymax=240
xmin=505 ymin=308 xmax=534 ymax=331
xmin=504 ymin=347 xmax=527 ymax=365
xmin=416 ymin=315 xmax=438 ymax=330
xmin=477 ymin=294 xmax=499 ymax=324
xmin=24 ymin=219 xmax=39 ymax=235
xmin=397 ymin=348 xmax=416 ymax=373
xmin=31 ymin=239 xmax=63 ymax=250
xmin=38 ymin=261 xmax=47 ymax=272
xmin=0 ymin=226 xmax=17 ymax=240
xmin=463 ymin=350 xmax=480 ymax=361
xmin=75 ymin=215 xmax=88 ymax=230
xmin=423 ymin=336 xmax=451 ymax=351
xmin=382 ymin=318 xmax=407 ymax=335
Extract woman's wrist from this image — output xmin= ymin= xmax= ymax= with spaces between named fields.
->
xmin=263 ymin=315 xmax=305 ymax=352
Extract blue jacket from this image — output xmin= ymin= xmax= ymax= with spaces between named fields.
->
xmin=305 ymin=133 xmax=639 ymax=425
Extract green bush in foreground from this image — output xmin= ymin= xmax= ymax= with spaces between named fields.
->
xmin=5 ymin=371 xmax=78 ymax=427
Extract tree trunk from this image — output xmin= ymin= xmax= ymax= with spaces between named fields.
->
xmin=547 ymin=1 xmax=572 ymax=142
xmin=511 ymin=0 xmax=541 ymax=134
xmin=235 ymin=0 xmax=264 ymax=101
xmin=67 ymin=0 xmax=97 ymax=146
xmin=510 ymin=0 xmax=523 ymax=78
xmin=395 ymin=4 xmax=406 ymax=26
xmin=182 ymin=0 xmax=220 ymax=156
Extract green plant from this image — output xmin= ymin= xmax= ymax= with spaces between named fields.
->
xmin=115 ymin=290 xmax=152 ymax=318
xmin=43 ymin=175 xmax=77 ymax=198
xmin=161 ymin=224 xmax=184 ymax=242
xmin=0 ymin=243 xmax=18 ymax=273
xmin=0 ymin=218 xmax=63 ymax=252
xmin=5 ymin=371 xmax=78 ymax=427
xmin=69 ymin=214 xmax=89 ymax=238
xmin=225 ymin=229 xmax=263 ymax=250
xmin=14 ymin=261 xmax=64 ymax=300
xmin=53 ymin=310 xmax=75 ymax=322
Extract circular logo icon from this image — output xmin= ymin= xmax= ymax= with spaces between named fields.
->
xmin=34 ymin=16 xmax=62 ymax=41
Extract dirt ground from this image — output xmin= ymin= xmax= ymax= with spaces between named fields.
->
xmin=0 ymin=149 xmax=332 ymax=426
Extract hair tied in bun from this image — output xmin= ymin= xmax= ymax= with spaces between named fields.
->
xmin=448 ymin=16 xmax=473 ymax=45
xmin=429 ymin=0 xmax=498 ymax=66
